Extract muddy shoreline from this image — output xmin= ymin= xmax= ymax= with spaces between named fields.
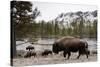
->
xmin=13 ymin=53 xmax=97 ymax=66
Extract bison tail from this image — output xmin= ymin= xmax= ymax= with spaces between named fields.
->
xmin=85 ymin=41 xmax=88 ymax=49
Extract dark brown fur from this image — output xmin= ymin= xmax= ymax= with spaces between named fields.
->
xmin=24 ymin=51 xmax=36 ymax=58
xmin=52 ymin=36 xmax=89 ymax=59
xmin=26 ymin=46 xmax=34 ymax=51
xmin=42 ymin=49 xmax=52 ymax=56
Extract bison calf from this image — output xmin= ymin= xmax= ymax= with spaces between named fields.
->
xmin=24 ymin=51 xmax=36 ymax=58
xmin=26 ymin=45 xmax=34 ymax=51
xmin=42 ymin=49 xmax=52 ymax=56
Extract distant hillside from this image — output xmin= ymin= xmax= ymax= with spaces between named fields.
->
xmin=54 ymin=10 xmax=97 ymax=28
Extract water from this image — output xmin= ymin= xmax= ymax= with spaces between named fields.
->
xmin=16 ymin=38 xmax=97 ymax=51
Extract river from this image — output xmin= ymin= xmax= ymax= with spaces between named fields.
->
xmin=16 ymin=38 xmax=97 ymax=52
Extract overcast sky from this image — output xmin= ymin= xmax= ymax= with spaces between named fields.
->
xmin=33 ymin=2 xmax=97 ymax=22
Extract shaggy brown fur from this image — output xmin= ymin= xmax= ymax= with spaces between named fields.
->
xmin=52 ymin=36 xmax=89 ymax=59
xmin=24 ymin=51 xmax=36 ymax=58
xmin=42 ymin=49 xmax=52 ymax=56
xmin=26 ymin=46 xmax=34 ymax=51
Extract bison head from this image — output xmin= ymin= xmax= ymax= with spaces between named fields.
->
xmin=52 ymin=42 xmax=59 ymax=54
xmin=52 ymin=42 xmax=64 ymax=54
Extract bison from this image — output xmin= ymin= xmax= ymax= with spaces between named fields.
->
xmin=41 ymin=49 xmax=52 ymax=56
xmin=24 ymin=51 xmax=36 ymax=58
xmin=52 ymin=36 xmax=89 ymax=59
xmin=26 ymin=45 xmax=34 ymax=51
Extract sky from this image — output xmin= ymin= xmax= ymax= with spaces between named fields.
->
xmin=32 ymin=2 xmax=97 ymax=22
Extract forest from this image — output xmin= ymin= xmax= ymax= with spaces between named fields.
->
xmin=11 ymin=1 xmax=97 ymax=40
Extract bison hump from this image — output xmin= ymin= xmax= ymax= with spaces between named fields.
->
xmin=56 ymin=36 xmax=75 ymax=43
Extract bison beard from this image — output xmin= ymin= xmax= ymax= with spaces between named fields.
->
xmin=52 ymin=36 xmax=89 ymax=59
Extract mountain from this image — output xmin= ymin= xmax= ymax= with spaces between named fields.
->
xmin=54 ymin=10 xmax=97 ymax=27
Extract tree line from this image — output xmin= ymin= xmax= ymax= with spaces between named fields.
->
xmin=15 ymin=18 xmax=97 ymax=39
xmin=11 ymin=1 xmax=97 ymax=40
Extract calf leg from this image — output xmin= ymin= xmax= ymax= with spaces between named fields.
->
xmin=34 ymin=54 xmax=36 ymax=57
xmin=50 ymin=52 xmax=52 ymax=55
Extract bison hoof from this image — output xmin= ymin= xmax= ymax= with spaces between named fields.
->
xmin=64 ymin=58 xmax=67 ymax=60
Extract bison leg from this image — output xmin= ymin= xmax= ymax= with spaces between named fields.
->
xmin=67 ymin=52 xmax=71 ymax=59
xmin=86 ymin=54 xmax=88 ymax=58
xmin=34 ymin=54 xmax=36 ymax=57
xmin=63 ymin=51 xmax=67 ymax=58
xmin=85 ymin=51 xmax=89 ymax=58
xmin=50 ymin=52 xmax=52 ymax=55
xmin=77 ymin=54 xmax=81 ymax=59
xmin=77 ymin=51 xmax=81 ymax=59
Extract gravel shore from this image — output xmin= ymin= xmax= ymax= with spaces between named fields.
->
xmin=13 ymin=53 xmax=97 ymax=66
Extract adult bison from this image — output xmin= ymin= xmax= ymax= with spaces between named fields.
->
xmin=52 ymin=36 xmax=89 ymax=59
